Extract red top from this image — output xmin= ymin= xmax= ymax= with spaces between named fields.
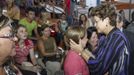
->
xmin=14 ymin=39 xmax=34 ymax=64
xmin=64 ymin=50 xmax=89 ymax=75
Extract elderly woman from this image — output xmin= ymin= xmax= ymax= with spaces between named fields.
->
xmin=0 ymin=4 xmax=22 ymax=75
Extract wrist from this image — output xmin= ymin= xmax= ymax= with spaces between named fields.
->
xmin=78 ymin=50 xmax=84 ymax=56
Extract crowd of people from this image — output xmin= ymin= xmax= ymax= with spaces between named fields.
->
xmin=0 ymin=0 xmax=134 ymax=75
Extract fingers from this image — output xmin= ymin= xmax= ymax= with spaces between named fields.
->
xmin=70 ymin=39 xmax=77 ymax=45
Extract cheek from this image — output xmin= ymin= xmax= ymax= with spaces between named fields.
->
xmin=0 ymin=40 xmax=13 ymax=56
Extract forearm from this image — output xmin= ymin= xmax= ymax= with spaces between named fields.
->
xmin=80 ymin=49 xmax=95 ymax=62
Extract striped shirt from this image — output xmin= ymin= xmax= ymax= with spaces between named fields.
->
xmin=14 ymin=39 xmax=34 ymax=64
xmin=88 ymin=28 xmax=130 ymax=75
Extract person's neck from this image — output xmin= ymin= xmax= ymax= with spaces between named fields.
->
xmin=42 ymin=35 xmax=48 ymax=40
xmin=105 ymin=26 xmax=114 ymax=36
xmin=26 ymin=18 xmax=33 ymax=23
xmin=19 ymin=39 xmax=25 ymax=44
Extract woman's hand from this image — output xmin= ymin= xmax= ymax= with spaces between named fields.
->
xmin=70 ymin=39 xmax=84 ymax=53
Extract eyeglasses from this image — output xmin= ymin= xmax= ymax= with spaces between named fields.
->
xmin=0 ymin=32 xmax=16 ymax=40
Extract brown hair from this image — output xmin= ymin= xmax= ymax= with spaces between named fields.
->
xmin=65 ymin=26 xmax=85 ymax=47
xmin=91 ymin=3 xmax=117 ymax=26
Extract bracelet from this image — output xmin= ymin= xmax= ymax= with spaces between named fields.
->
xmin=78 ymin=52 xmax=82 ymax=56
xmin=78 ymin=50 xmax=84 ymax=56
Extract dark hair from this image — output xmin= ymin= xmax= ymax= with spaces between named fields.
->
xmin=40 ymin=8 xmax=46 ymax=13
xmin=25 ymin=7 xmax=35 ymax=13
xmin=38 ymin=24 xmax=50 ymax=36
xmin=88 ymin=7 xmax=93 ymax=17
xmin=116 ymin=13 xmax=123 ymax=23
xmin=91 ymin=3 xmax=117 ymax=26
xmin=132 ymin=11 xmax=134 ymax=22
xmin=79 ymin=14 xmax=88 ymax=26
xmin=119 ymin=10 xmax=124 ymax=15
xmin=0 ymin=15 xmax=12 ymax=29
xmin=87 ymin=27 xmax=98 ymax=40
xmin=86 ymin=27 xmax=98 ymax=51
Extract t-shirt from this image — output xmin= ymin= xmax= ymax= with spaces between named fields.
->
xmin=64 ymin=50 xmax=89 ymax=75
xmin=19 ymin=18 xmax=37 ymax=37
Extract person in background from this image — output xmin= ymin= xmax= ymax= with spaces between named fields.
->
xmin=119 ymin=10 xmax=130 ymax=28
xmin=59 ymin=13 xmax=68 ymax=34
xmin=64 ymin=0 xmax=76 ymax=25
xmin=126 ymin=11 xmax=134 ymax=33
xmin=0 ymin=4 xmax=22 ymax=75
xmin=37 ymin=25 xmax=62 ymax=75
xmin=14 ymin=25 xmax=41 ymax=73
xmin=88 ymin=7 xmax=95 ymax=27
xmin=86 ymin=27 xmax=98 ymax=52
xmin=70 ymin=3 xmax=130 ymax=75
xmin=19 ymin=7 xmax=38 ymax=39
xmin=5 ymin=0 xmax=20 ymax=21
xmin=79 ymin=14 xmax=90 ymax=29
xmin=116 ymin=13 xmax=134 ymax=75
xmin=64 ymin=26 xmax=89 ymax=75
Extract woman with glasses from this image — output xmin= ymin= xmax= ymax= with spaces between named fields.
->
xmin=0 ymin=4 xmax=22 ymax=75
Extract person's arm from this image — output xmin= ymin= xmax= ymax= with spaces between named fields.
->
xmin=70 ymin=39 xmax=95 ymax=61
xmin=29 ymin=48 xmax=37 ymax=65
xmin=70 ymin=34 xmax=126 ymax=74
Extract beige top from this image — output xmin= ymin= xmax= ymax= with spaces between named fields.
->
xmin=7 ymin=5 xmax=20 ymax=20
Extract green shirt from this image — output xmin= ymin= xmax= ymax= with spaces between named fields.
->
xmin=19 ymin=18 xmax=37 ymax=37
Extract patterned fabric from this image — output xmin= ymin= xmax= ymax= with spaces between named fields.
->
xmin=14 ymin=39 xmax=34 ymax=64
xmin=4 ymin=65 xmax=16 ymax=75
xmin=88 ymin=28 xmax=130 ymax=75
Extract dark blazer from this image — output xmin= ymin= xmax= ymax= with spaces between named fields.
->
xmin=123 ymin=29 xmax=134 ymax=75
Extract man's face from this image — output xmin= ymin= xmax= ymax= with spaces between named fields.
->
xmin=27 ymin=11 xmax=35 ymax=20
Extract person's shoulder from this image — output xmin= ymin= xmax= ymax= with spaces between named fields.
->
xmin=19 ymin=18 xmax=26 ymax=22
xmin=32 ymin=20 xmax=37 ymax=25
